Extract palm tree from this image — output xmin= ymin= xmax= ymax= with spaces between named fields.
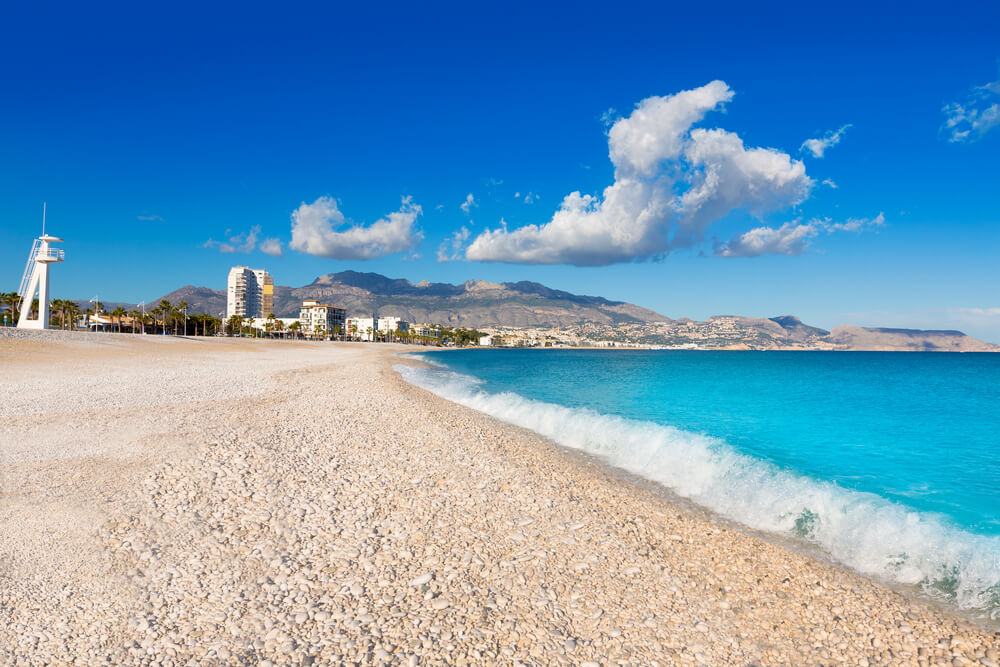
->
xmin=158 ymin=300 xmax=172 ymax=334
xmin=274 ymin=318 xmax=285 ymax=339
xmin=111 ymin=306 xmax=126 ymax=333
xmin=288 ymin=320 xmax=301 ymax=339
xmin=126 ymin=309 xmax=140 ymax=333
xmin=1 ymin=292 xmax=15 ymax=326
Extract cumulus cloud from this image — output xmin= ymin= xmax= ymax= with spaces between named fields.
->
xmin=464 ymin=81 xmax=813 ymax=266
xmin=289 ymin=196 xmax=422 ymax=260
xmin=204 ymin=225 xmax=274 ymax=254
xmin=822 ymin=178 xmax=838 ymax=189
xmin=715 ymin=212 xmax=884 ymax=257
xmin=460 ymin=193 xmax=478 ymax=214
xmin=942 ymin=77 xmax=1000 ymax=142
xmin=259 ymin=237 xmax=283 ymax=256
xmin=715 ymin=221 xmax=818 ymax=257
xmin=800 ymin=124 xmax=852 ymax=158
xmin=437 ymin=226 xmax=470 ymax=262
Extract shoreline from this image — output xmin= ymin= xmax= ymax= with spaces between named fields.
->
xmin=2 ymin=330 xmax=997 ymax=664
xmin=396 ymin=348 xmax=1000 ymax=633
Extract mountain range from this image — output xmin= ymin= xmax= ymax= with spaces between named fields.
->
xmin=150 ymin=271 xmax=998 ymax=352
xmin=156 ymin=271 xmax=669 ymax=327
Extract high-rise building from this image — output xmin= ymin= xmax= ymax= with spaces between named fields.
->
xmin=227 ymin=266 xmax=274 ymax=320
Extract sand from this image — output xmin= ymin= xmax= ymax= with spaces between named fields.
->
xmin=0 ymin=329 xmax=997 ymax=665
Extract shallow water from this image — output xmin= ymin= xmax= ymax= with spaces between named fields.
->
xmin=397 ymin=349 xmax=1000 ymax=621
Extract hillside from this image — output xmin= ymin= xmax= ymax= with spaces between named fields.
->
xmin=147 ymin=271 xmax=998 ymax=351
xmin=823 ymin=326 xmax=999 ymax=352
xmin=155 ymin=271 xmax=671 ymax=327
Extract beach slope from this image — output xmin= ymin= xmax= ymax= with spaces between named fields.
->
xmin=1 ymin=331 xmax=996 ymax=665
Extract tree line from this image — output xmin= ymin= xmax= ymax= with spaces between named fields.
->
xmin=1 ymin=293 xmax=488 ymax=345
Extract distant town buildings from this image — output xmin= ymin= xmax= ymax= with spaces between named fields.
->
xmin=410 ymin=323 xmax=441 ymax=339
xmin=227 ymin=266 xmax=273 ymax=320
xmin=299 ymin=300 xmax=346 ymax=338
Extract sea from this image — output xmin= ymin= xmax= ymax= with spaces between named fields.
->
xmin=396 ymin=349 xmax=1000 ymax=623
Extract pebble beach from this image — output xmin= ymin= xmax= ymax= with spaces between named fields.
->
xmin=1 ymin=330 xmax=997 ymax=666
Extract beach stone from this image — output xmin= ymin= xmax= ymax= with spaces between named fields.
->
xmin=2 ymin=331 xmax=998 ymax=667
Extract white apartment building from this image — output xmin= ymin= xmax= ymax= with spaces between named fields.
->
xmin=479 ymin=335 xmax=494 ymax=346
xmin=299 ymin=300 xmax=346 ymax=339
xmin=346 ymin=316 xmax=377 ymax=341
xmin=377 ymin=316 xmax=408 ymax=335
xmin=227 ymin=266 xmax=273 ymax=319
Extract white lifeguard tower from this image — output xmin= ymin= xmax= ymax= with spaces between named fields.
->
xmin=17 ymin=204 xmax=65 ymax=330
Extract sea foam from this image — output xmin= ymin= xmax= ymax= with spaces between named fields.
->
xmin=397 ymin=360 xmax=1000 ymax=621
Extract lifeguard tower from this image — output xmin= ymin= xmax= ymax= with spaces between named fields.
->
xmin=17 ymin=204 xmax=65 ymax=330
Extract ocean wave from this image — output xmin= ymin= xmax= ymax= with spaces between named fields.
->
xmin=396 ymin=362 xmax=1000 ymax=621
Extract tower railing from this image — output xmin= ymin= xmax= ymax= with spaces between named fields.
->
xmin=37 ymin=248 xmax=65 ymax=262
xmin=17 ymin=239 xmax=41 ymax=301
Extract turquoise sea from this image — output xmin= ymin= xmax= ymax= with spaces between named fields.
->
xmin=397 ymin=349 xmax=1000 ymax=622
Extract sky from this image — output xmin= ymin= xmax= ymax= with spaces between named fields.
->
xmin=2 ymin=1 xmax=998 ymax=340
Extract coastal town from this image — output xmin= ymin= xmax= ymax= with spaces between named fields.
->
xmin=7 ymin=243 xmax=998 ymax=352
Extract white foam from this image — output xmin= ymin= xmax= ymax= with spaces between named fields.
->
xmin=397 ymin=362 xmax=1000 ymax=621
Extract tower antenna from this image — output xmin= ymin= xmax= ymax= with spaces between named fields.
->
xmin=42 ymin=202 xmax=46 ymax=236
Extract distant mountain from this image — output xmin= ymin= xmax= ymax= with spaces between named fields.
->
xmin=156 ymin=271 xmax=670 ymax=327
xmin=147 ymin=271 xmax=998 ymax=351
xmin=150 ymin=286 xmax=228 ymax=317
xmin=823 ymin=326 xmax=998 ymax=352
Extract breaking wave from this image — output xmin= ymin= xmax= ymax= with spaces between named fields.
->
xmin=396 ymin=360 xmax=1000 ymax=622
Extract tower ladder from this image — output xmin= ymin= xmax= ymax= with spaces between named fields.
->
xmin=17 ymin=239 xmax=41 ymax=307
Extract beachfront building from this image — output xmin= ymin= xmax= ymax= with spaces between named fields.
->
xmin=479 ymin=335 xmax=494 ymax=346
xmin=410 ymin=323 xmax=441 ymax=339
xmin=377 ymin=316 xmax=408 ymax=336
xmin=346 ymin=316 xmax=377 ymax=341
xmin=227 ymin=266 xmax=273 ymax=320
xmin=299 ymin=300 xmax=346 ymax=339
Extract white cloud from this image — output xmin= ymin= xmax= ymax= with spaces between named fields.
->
xmin=437 ymin=226 xmax=470 ymax=262
xmin=715 ymin=212 xmax=884 ymax=257
xmin=523 ymin=192 xmax=537 ymax=204
xmin=204 ymin=225 xmax=261 ymax=254
xmin=715 ymin=221 xmax=818 ymax=257
xmin=942 ymin=77 xmax=1000 ymax=143
xmin=460 ymin=193 xmax=478 ymax=214
xmin=435 ymin=204 xmax=445 ymax=211
xmin=288 ymin=196 xmax=422 ymax=260
xmin=822 ymin=178 xmax=838 ymax=189
xmin=514 ymin=192 xmax=521 ymax=198
xmin=259 ymin=237 xmax=283 ymax=256
xmin=600 ymin=108 xmax=619 ymax=130
xmin=800 ymin=124 xmax=852 ymax=158
xmin=464 ymin=81 xmax=813 ymax=266
xmin=827 ymin=212 xmax=884 ymax=232
xmin=138 ymin=214 xmax=164 ymax=222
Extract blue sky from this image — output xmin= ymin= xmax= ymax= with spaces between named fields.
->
xmin=2 ymin=1 xmax=999 ymax=339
